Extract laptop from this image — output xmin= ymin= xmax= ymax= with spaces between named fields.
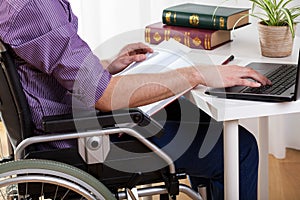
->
xmin=205 ymin=50 xmax=300 ymax=102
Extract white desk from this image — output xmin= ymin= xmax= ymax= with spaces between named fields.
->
xmin=185 ymin=24 xmax=300 ymax=200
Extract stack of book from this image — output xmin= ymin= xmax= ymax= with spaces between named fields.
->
xmin=144 ymin=3 xmax=250 ymax=50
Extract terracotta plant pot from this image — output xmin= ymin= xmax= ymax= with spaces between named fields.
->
xmin=258 ymin=22 xmax=294 ymax=57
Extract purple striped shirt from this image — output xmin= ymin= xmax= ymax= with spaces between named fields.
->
xmin=0 ymin=0 xmax=111 ymax=148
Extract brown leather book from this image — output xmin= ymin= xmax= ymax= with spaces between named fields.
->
xmin=145 ymin=22 xmax=231 ymax=50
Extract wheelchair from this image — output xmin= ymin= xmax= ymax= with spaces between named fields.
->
xmin=0 ymin=40 xmax=209 ymax=200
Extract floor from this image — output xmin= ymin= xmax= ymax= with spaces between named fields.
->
xmin=173 ymin=149 xmax=300 ymax=200
xmin=269 ymin=148 xmax=300 ymax=200
xmin=1 ymin=122 xmax=300 ymax=199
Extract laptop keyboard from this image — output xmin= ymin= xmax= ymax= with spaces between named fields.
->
xmin=243 ymin=64 xmax=297 ymax=95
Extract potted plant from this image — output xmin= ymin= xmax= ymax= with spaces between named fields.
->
xmin=247 ymin=0 xmax=300 ymax=57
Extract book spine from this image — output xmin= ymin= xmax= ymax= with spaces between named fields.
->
xmin=162 ymin=10 xmax=228 ymax=30
xmin=145 ymin=26 xmax=213 ymax=50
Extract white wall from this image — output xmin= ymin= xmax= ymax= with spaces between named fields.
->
xmin=69 ymin=0 xmax=253 ymax=49
xmin=70 ymin=0 xmax=300 ymax=49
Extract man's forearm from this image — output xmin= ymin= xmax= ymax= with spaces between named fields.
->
xmin=95 ymin=67 xmax=202 ymax=111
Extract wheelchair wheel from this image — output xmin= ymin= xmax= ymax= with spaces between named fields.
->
xmin=0 ymin=159 xmax=116 ymax=200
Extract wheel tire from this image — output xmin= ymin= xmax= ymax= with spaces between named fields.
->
xmin=0 ymin=159 xmax=116 ymax=200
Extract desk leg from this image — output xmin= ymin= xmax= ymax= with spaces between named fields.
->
xmin=223 ymin=120 xmax=239 ymax=200
xmin=258 ymin=116 xmax=269 ymax=200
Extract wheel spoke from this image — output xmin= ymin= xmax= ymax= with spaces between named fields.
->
xmin=61 ymin=189 xmax=70 ymax=200
xmin=41 ymin=182 xmax=44 ymax=199
xmin=53 ymin=185 xmax=58 ymax=200
xmin=0 ymin=159 xmax=114 ymax=200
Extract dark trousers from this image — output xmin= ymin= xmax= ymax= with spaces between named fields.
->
xmin=151 ymin=97 xmax=258 ymax=200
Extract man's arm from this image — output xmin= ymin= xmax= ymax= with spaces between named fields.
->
xmin=96 ymin=66 xmax=198 ymax=111
xmin=96 ymin=64 xmax=271 ymax=111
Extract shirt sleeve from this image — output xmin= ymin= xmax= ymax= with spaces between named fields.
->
xmin=3 ymin=0 xmax=111 ymax=107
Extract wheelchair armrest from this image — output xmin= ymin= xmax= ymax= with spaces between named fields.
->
xmin=42 ymin=108 xmax=164 ymax=138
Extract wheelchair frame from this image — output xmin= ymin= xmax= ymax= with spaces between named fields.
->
xmin=0 ymin=39 xmax=204 ymax=200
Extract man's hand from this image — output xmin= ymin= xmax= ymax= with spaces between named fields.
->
xmin=197 ymin=65 xmax=272 ymax=88
xmin=105 ymin=42 xmax=153 ymax=75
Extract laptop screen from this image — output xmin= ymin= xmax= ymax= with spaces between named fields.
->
xmin=294 ymin=49 xmax=300 ymax=100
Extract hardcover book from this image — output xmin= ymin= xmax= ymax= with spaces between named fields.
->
xmin=162 ymin=3 xmax=250 ymax=30
xmin=145 ymin=22 xmax=231 ymax=50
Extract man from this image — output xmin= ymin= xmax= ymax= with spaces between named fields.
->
xmin=0 ymin=0 xmax=270 ymax=199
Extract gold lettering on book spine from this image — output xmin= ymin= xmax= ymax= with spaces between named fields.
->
xmin=153 ymin=32 xmax=161 ymax=42
xmin=165 ymin=12 xmax=172 ymax=23
xmin=184 ymin=32 xmax=191 ymax=47
xmin=164 ymin=30 xmax=167 ymax=40
xmin=193 ymin=37 xmax=201 ymax=47
xmin=204 ymin=34 xmax=208 ymax=49
xmin=207 ymin=34 xmax=211 ymax=49
xmin=213 ymin=16 xmax=216 ymax=28
xmin=145 ymin=28 xmax=150 ymax=43
xmin=219 ymin=17 xmax=225 ymax=29
xmin=164 ymin=30 xmax=170 ymax=40
xmin=174 ymin=13 xmax=177 ymax=23
xmin=189 ymin=14 xmax=199 ymax=26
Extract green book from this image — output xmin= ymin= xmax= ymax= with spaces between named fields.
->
xmin=162 ymin=3 xmax=250 ymax=30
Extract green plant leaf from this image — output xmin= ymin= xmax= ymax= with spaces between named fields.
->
xmin=280 ymin=8 xmax=295 ymax=37
xmin=281 ymin=0 xmax=294 ymax=9
xmin=245 ymin=0 xmax=299 ymax=37
xmin=219 ymin=0 xmax=299 ymax=38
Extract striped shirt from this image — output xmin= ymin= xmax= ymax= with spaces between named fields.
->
xmin=0 ymin=0 xmax=112 ymax=148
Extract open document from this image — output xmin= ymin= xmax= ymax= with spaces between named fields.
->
xmin=116 ymin=39 xmax=195 ymax=116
